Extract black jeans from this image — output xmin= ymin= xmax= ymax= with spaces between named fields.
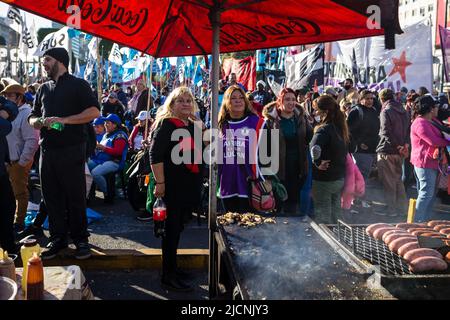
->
xmin=0 ymin=173 xmax=16 ymax=252
xmin=161 ymin=205 xmax=192 ymax=278
xmin=39 ymin=143 xmax=89 ymax=245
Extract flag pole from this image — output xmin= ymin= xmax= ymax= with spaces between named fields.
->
xmin=144 ymin=55 xmax=154 ymax=140
xmin=96 ymin=38 xmax=103 ymax=106
xmin=441 ymin=0 xmax=449 ymax=93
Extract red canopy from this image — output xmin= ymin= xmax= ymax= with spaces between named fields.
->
xmin=4 ymin=0 xmax=402 ymax=57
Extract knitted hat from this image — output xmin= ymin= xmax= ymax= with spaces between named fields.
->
xmin=44 ymin=48 xmax=69 ymax=69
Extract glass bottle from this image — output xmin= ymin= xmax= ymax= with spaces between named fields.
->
xmin=26 ymin=253 xmax=44 ymax=300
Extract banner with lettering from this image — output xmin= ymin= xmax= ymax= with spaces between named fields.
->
xmin=33 ymin=27 xmax=69 ymax=56
xmin=440 ymin=26 xmax=450 ymax=83
xmin=222 ymin=56 xmax=256 ymax=91
xmin=263 ymin=69 xmax=286 ymax=97
xmin=5 ymin=0 xmax=402 ymax=57
xmin=285 ymin=43 xmax=324 ymax=90
xmin=324 ymin=22 xmax=432 ymax=92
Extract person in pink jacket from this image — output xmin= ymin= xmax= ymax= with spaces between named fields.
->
xmin=410 ymin=96 xmax=450 ymax=222
xmin=341 ymin=154 xmax=365 ymax=210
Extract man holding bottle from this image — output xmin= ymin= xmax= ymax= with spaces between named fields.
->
xmin=28 ymin=48 xmax=100 ymax=260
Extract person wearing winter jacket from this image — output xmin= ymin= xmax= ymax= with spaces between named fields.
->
xmin=376 ymin=89 xmax=410 ymax=217
xmin=410 ymin=96 xmax=450 ymax=222
xmin=262 ymin=88 xmax=312 ymax=213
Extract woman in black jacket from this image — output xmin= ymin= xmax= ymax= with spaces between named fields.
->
xmin=149 ymin=86 xmax=204 ymax=292
xmin=310 ymin=95 xmax=349 ymax=224
xmin=262 ymin=88 xmax=312 ymax=213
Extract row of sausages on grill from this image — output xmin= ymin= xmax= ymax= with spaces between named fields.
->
xmin=366 ymin=220 xmax=450 ymax=273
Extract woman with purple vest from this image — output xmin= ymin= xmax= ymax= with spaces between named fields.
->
xmin=410 ymin=96 xmax=450 ymax=222
xmin=218 ymin=85 xmax=262 ymax=213
xmin=88 ymin=113 xmax=128 ymax=203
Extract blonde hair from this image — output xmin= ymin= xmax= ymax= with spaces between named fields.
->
xmin=218 ymin=85 xmax=256 ymax=129
xmin=153 ymin=86 xmax=198 ymax=129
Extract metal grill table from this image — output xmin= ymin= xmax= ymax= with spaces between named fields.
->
xmin=319 ymin=220 xmax=450 ymax=299
xmin=332 ymin=221 xmax=412 ymax=276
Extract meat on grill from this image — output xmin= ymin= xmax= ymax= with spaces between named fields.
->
xmin=439 ymin=228 xmax=450 ymax=235
xmin=406 ymin=227 xmax=433 ymax=233
xmin=397 ymin=241 xmax=420 ymax=257
xmin=373 ymin=227 xmax=399 ymax=240
xmin=383 ymin=232 xmax=412 ymax=245
xmin=433 ymin=224 xmax=450 ymax=232
xmin=409 ymin=256 xmax=448 ymax=273
xmin=403 ymin=248 xmax=443 ymax=263
xmin=411 ymin=230 xmax=436 ymax=236
xmin=366 ymin=223 xmax=392 ymax=236
xmin=395 ymin=223 xmax=426 ymax=229
xmin=388 ymin=236 xmax=418 ymax=253
xmin=427 ymin=220 xmax=450 ymax=227
xmin=446 ymin=252 xmax=450 ymax=263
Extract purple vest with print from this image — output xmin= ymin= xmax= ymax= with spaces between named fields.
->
xmin=218 ymin=115 xmax=261 ymax=199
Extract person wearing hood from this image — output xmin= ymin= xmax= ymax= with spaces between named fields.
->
xmin=410 ymin=96 xmax=450 ymax=222
xmin=376 ymin=88 xmax=410 ymax=217
xmin=263 ymin=88 xmax=313 ymax=214
xmin=252 ymin=80 xmax=272 ymax=106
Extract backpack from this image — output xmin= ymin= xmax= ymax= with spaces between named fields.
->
xmin=248 ymin=177 xmax=276 ymax=213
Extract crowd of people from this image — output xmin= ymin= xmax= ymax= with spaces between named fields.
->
xmin=0 ymin=46 xmax=449 ymax=292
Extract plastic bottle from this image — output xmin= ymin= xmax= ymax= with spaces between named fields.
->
xmin=153 ymin=197 xmax=167 ymax=238
xmin=0 ymin=250 xmax=16 ymax=282
xmin=26 ymin=253 xmax=44 ymax=300
xmin=20 ymin=239 xmax=41 ymax=296
xmin=50 ymin=122 xmax=64 ymax=131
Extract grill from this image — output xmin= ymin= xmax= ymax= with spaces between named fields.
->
xmin=320 ymin=220 xmax=450 ymax=299
xmin=331 ymin=220 xmax=412 ymax=276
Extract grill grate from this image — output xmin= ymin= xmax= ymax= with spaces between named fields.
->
xmin=330 ymin=220 xmax=412 ymax=276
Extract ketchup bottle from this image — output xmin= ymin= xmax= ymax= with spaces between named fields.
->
xmin=153 ymin=197 xmax=167 ymax=238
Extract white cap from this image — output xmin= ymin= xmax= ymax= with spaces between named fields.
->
xmin=136 ymin=111 xmax=150 ymax=121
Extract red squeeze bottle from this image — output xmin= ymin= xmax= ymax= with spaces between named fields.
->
xmin=153 ymin=197 xmax=167 ymax=238
xmin=26 ymin=253 xmax=44 ymax=300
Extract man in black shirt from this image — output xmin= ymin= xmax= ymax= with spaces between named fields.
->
xmin=29 ymin=48 xmax=100 ymax=260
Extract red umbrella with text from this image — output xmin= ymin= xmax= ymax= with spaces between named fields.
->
xmin=3 ymin=0 xmax=402 ymax=297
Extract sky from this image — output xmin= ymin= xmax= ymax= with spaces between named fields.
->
xmin=0 ymin=2 xmax=52 ymax=28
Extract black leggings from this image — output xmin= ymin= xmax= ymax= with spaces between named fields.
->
xmin=0 ymin=174 xmax=16 ymax=252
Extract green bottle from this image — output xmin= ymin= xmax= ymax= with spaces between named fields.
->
xmin=50 ymin=122 xmax=64 ymax=131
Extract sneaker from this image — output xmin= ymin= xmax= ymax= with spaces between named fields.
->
xmin=373 ymin=210 xmax=387 ymax=216
xmin=350 ymin=209 xmax=359 ymax=214
xmin=74 ymin=242 xmax=92 ymax=260
xmin=161 ymin=276 xmax=193 ymax=292
xmin=13 ymin=224 xmax=24 ymax=234
xmin=136 ymin=212 xmax=153 ymax=222
xmin=388 ymin=212 xmax=398 ymax=217
xmin=41 ymin=240 xmax=68 ymax=260
xmin=361 ymin=201 xmax=372 ymax=209
xmin=17 ymin=225 xmax=44 ymax=240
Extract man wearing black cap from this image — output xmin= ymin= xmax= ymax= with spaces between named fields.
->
xmin=28 ymin=47 xmax=100 ymax=260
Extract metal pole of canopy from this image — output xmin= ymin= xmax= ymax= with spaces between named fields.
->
xmin=208 ymin=0 xmax=220 ymax=299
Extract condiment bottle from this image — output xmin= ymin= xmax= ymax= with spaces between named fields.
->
xmin=0 ymin=250 xmax=16 ymax=281
xmin=20 ymin=239 xmax=41 ymax=296
xmin=26 ymin=253 xmax=44 ymax=300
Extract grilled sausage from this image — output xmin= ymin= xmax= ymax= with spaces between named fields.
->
xmin=406 ymin=227 xmax=433 ymax=233
xmin=398 ymin=242 xmax=420 ymax=257
xmin=446 ymin=252 xmax=450 ymax=263
xmin=433 ymin=224 xmax=450 ymax=232
xmin=403 ymin=248 xmax=443 ymax=263
xmin=388 ymin=236 xmax=418 ymax=253
xmin=395 ymin=223 xmax=426 ymax=229
xmin=439 ymin=228 xmax=450 ymax=235
xmin=381 ymin=229 xmax=408 ymax=242
xmin=409 ymin=256 xmax=448 ymax=273
xmin=411 ymin=230 xmax=436 ymax=236
xmin=366 ymin=223 xmax=392 ymax=236
xmin=427 ymin=220 xmax=450 ymax=227
xmin=420 ymin=232 xmax=445 ymax=237
xmin=384 ymin=232 xmax=412 ymax=245
xmin=373 ymin=227 xmax=398 ymax=240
